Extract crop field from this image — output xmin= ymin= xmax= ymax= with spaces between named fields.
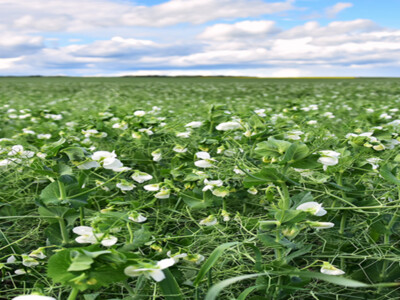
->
xmin=1 ymin=77 xmax=400 ymax=299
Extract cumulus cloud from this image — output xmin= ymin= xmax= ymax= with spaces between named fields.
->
xmin=0 ymin=33 xmax=43 ymax=58
xmin=0 ymin=0 xmax=295 ymax=32
xmin=325 ymin=2 xmax=353 ymax=18
xmin=197 ymin=20 xmax=280 ymax=41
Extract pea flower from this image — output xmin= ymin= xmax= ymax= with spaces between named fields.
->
xmin=202 ymin=179 xmax=223 ymax=192
xmin=317 ymin=150 xmax=340 ymax=170
xmin=296 ymin=202 xmax=327 ymax=216
xmin=320 ymin=262 xmax=345 ymax=275
xmin=194 ymin=151 xmax=216 ymax=168
xmin=216 ymin=121 xmax=242 ymax=131
xmin=22 ymin=255 xmax=39 ymax=267
xmin=366 ymin=157 xmax=381 ymax=170
xmin=173 ymin=145 xmax=188 ymax=153
xmin=155 ymin=188 xmax=171 ymax=199
xmin=129 ymin=212 xmax=147 ymax=223
xmin=92 ymin=150 xmax=124 ymax=171
xmin=134 ymin=110 xmax=146 ymax=117
xmin=285 ymin=130 xmax=304 ymax=140
xmin=116 ymin=181 xmax=136 ymax=191
xmin=199 ymin=215 xmax=218 ymax=226
xmin=124 ymin=258 xmax=175 ymax=282
xmin=151 ymin=150 xmax=162 ymax=162
xmin=131 ymin=170 xmax=153 ymax=183
xmin=12 ymin=295 xmax=56 ymax=300
xmin=167 ymin=251 xmax=188 ymax=263
xmin=144 ymin=183 xmax=160 ymax=191
xmin=73 ymin=226 xmax=117 ymax=247
xmin=8 ymin=145 xmax=34 ymax=158
xmin=306 ymin=221 xmax=335 ymax=229
xmin=185 ymin=121 xmax=203 ymax=128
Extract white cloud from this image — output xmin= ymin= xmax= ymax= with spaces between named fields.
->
xmin=198 ymin=20 xmax=280 ymax=41
xmin=0 ymin=33 xmax=43 ymax=58
xmin=325 ymin=2 xmax=353 ymax=18
xmin=0 ymin=0 xmax=295 ymax=33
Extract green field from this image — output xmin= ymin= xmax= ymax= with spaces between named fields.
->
xmin=1 ymin=77 xmax=400 ymax=299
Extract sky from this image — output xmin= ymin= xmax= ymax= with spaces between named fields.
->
xmin=1 ymin=0 xmax=400 ymax=77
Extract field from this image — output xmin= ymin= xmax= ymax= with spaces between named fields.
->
xmin=1 ymin=77 xmax=400 ymax=299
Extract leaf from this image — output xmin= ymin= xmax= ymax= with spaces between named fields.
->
xmin=40 ymin=182 xmax=61 ymax=205
xmin=47 ymin=249 xmax=75 ymax=284
xmin=158 ymin=269 xmax=183 ymax=300
xmin=61 ymin=147 xmax=87 ymax=162
xmin=237 ymin=286 xmax=261 ymax=300
xmin=68 ymin=252 xmax=94 ymax=271
xmin=380 ymin=165 xmax=400 ymax=185
xmin=243 ymin=168 xmax=283 ymax=188
xmin=205 ymin=271 xmax=373 ymax=300
xmin=121 ymin=227 xmax=152 ymax=251
xmin=193 ymin=242 xmax=239 ymax=286
xmin=290 ymin=155 xmax=320 ymax=169
xmin=281 ymin=143 xmax=309 ymax=164
xmin=254 ymin=138 xmax=291 ymax=158
xmin=275 ymin=210 xmax=307 ymax=224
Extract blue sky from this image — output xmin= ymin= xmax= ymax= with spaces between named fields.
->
xmin=0 ymin=0 xmax=399 ymax=77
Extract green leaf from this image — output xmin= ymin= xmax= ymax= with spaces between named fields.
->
xmin=281 ymin=142 xmax=309 ymax=164
xmin=254 ymin=138 xmax=291 ymax=158
xmin=61 ymin=147 xmax=87 ymax=162
xmin=68 ymin=252 xmax=95 ymax=271
xmin=380 ymin=165 xmax=400 ymax=185
xmin=47 ymin=249 xmax=75 ymax=284
xmin=40 ymin=182 xmax=61 ymax=205
xmin=243 ymin=168 xmax=283 ymax=188
xmin=158 ymin=269 xmax=183 ymax=300
xmin=193 ymin=242 xmax=239 ymax=286
xmin=121 ymin=227 xmax=152 ymax=251
xmin=275 ymin=210 xmax=307 ymax=224
xmin=205 ymin=271 xmax=372 ymax=300
xmin=290 ymin=155 xmax=320 ymax=169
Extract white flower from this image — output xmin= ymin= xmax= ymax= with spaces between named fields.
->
xmin=37 ymin=134 xmax=51 ymax=140
xmin=195 ymin=151 xmax=210 ymax=160
xmin=322 ymin=112 xmax=335 ymax=118
xmin=318 ymin=150 xmax=340 ymax=170
xmin=320 ymin=262 xmax=345 ymax=275
xmin=29 ymin=248 xmax=46 ymax=259
xmin=129 ymin=212 xmax=147 ymax=223
xmin=176 ymin=131 xmax=191 ymax=138
xmin=254 ymin=109 xmax=266 ymax=117
xmin=22 ymin=255 xmax=39 ymax=267
xmin=12 ymin=295 xmax=56 ymax=300
xmin=167 ymin=251 xmax=188 ymax=263
xmin=307 ymin=120 xmax=317 ymax=125
xmin=212 ymin=187 xmax=229 ymax=197
xmin=151 ymin=150 xmax=162 ymax=162
xmin=134 ymin=110 xmax=146 ymax=117
xmin=307 ymin=221 xmax=335 ymax=229
xmin=92 ymin=150 xmax=124 ymax=171
xmin=144 ymin=183 xmax=160 ymax=191
xmin=221 ymin=210 xmax=230 ymax=222
xmin=116 ymin=181 xmax=136 ymax=191
xmin=233 ymin=166 xmax=245 ymax=175
xmin=202 ymin=179 xmax=223 ymax=192
xmin=7 ymin=255 xmax=16 ymax=264
xmin=247 ymin=187 xmax=258 ymax=195
xmin=366 ymin=108 xmax=374 ymax=113
xmin=73 ymin=226 xmax=117 ymax=247
xmin=173 ymin=145 xmax=188 ymax=153
xmin=380 ymin=113 xmax=392 ymax=120
xmin=138 ymin=128 xmax=154 ymax=135
xmin=184 ymin=254 xmax=205 ymax=264
xmin=155 ymin=188 xmax=171 ymax=199
xmin=124 ymin=258 xmax=175 ymax=282
xmin=14 ymin=269 xmax=27 ymax=275
xmin=216 ymin=121 xmax=242 ymax=131
xmin=199 ymin=215 xmax=218 ymax=226
xmin=131 ymin=171 xmax=153 ymax=183
xmin=132 ymin=132 xmax=142 ymax=139
xmin=285 ymin=130 xmax=304 ymax=140
xmin=366 ymin=157 xmax=381 ymax=170
xmin=185 ymin=121 xmax=203 ymax=128
xmin=195 ymin=159 xmax=215 ymax=168
xmin=8 ymin=145 xmax=34 ymax=158
xmin=296 ymin=202 xmax=327 ymax=216
xmin=23 ymin=128 xmax=35 ymax=135
xmin=112 ymin=122 xmax=128 ymax=130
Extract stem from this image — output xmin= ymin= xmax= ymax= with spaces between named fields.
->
xmin=123 ymin=280 xmax=135 ymax=296
xmin=127 ymin=222 xmax=134 ymax=244
xmin=67 ymin=287 xmax=79 ymax=300
xmin=58 ymin=217 xmax=69 ymax=244
xmin=79 ymin=207 xmax=84 ymax=226
xmin=58 ymin=180 xmax=67 ymax=200
xmin=337 ymin=173 xmax=346 ymax=270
